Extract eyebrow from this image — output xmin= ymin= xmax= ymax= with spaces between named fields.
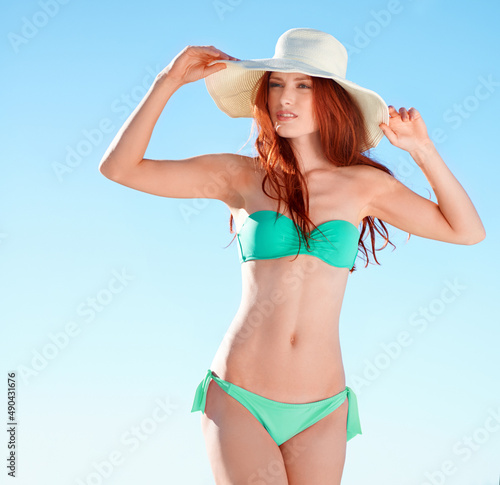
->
xmin=268 ymin=75 xmax=311 ymax=81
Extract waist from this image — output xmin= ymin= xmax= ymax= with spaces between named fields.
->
xmin=212 ymin=345 xmax=346 ymax=402
xmin=212 ymin=313 xmax=346 ymax=402
xmin=226 ymin=306 xmax=342 ymax=347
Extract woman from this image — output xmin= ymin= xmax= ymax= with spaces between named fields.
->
xmin=99 ymin=28 xmax=485 ymax=485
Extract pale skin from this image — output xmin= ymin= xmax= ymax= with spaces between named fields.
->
xmin=99 ymin=46 xmax=486 ymax=484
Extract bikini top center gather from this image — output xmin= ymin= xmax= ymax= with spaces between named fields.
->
xmin=236 ymin=210 xmax=360 ymax=269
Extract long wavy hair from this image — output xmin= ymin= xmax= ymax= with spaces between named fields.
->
xmin=227 ymin=71 xmax=402 ymax=272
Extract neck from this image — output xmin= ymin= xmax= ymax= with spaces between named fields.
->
xmin=288 ymin=131 xmax=330 ymax=174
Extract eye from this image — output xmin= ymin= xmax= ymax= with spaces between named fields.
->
xmin=269 ymin=82 xmax=311 ymax=88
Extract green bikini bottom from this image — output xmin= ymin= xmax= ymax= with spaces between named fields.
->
xmin=191 ymin=369 xmax=362 ymax=446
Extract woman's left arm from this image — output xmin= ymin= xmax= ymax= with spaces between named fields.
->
xmin=362 ymin=106 xmax=486 ymax=245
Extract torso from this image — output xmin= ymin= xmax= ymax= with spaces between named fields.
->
xmin=210 ymin=156 xmax=370 ymax=403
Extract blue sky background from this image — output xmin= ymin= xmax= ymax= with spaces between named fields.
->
xmin=1 ymin=1 xmax=499 ymax=484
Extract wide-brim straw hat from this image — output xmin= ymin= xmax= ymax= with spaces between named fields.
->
xmin=204 ymin=27 xmax=389 ymax=152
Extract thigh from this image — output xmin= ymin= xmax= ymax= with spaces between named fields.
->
xmin=279 ymin=397 xmax=349 ymax=485
xmin=201 ymin=379 xmax=289 ymax=485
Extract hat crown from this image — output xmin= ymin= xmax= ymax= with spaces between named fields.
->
xmin=273 ymin=28 xmax=348 ymax=79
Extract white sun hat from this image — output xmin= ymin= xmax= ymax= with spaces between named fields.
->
xmin=204 ymin=27 xmax=389 ymax=152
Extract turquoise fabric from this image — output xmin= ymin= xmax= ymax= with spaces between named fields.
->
xmin=236 ymin=210 xmax=360 ymax=269
xmin=191 ymin=369 xmax=362 ymax=446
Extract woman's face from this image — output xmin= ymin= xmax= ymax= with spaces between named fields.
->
xmin=267 ymin=71 xmax=318 ymax=138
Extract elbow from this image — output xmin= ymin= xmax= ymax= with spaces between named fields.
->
xmin=463 ymin=228 xmax=486 ymax=245
xmin=99 ymin=158 xmax=119 ymax=180
xmin=98 ymin=155 xmax=142 ymax=181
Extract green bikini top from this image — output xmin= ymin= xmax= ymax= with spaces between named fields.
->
xmin=236 ymin=210 xmax=360 ymax=269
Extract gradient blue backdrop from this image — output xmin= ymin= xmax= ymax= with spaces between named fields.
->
xmin=2 ymin=1 xmax=499 ymax=484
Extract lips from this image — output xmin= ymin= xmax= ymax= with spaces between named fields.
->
xmin=276 ymin=110 xmax=297 ymax=120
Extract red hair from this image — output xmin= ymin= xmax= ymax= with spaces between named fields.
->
xmin=228 ymin=71 xmax=400 ymax=272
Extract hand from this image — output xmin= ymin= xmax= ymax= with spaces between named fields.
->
xmin=160 ymin=45 xmax=240 ymax=86
xmin=379 ymin=106 xmax=432 ymax=153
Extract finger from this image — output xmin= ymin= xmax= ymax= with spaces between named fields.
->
xmin=196 ymin=46 xmax=236 ymax=60
xmin=207 ymin=63 xmax=228 ymax=75
xmin=211 ymin=47 xmax=240 ymax=61
xmin=219 ymin=51 xmax=240 ymax=61
xmin=379 ymin=122 xmax=397 ymax=143
xmin=388 ymin=105 xmax=399 ymax=117
xmin=399 ymin=107 xmax=409 ymax=121
xmin=408 ymin=107 xmax=419 ymax=120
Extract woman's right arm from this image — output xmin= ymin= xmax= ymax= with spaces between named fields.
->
xmin=98 ymin=46 xmax=246 ymax=204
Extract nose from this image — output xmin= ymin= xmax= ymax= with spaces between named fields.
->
xmin=278 ymin=84 xmax=296 ymax=105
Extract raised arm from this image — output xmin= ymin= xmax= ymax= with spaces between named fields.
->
xmin=98 ymin=45 xmax=245 ymax=203
xmin=361 ymin=106 xmax=486 ymax=245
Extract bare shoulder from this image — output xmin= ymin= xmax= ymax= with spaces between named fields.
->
xmin=339 ymin=164 xmax=398 ymax=220
xmin=187 ymin=151 xmax=256 ymax=207
xmin=348 ymin=163 xmax=391 ymax=181
xmin=348 ymin=163 xmax=398 ymax=194
xmin=226 ymin=154 xmax=259 ymax=204
xmin=320 ymin=163 xmax=391 ymax=192
xmin=351 ymin=162 xmax=418 ymax=225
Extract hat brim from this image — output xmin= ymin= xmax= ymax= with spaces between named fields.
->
xmin=204 ymin=59 xmax=389 ymax=152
